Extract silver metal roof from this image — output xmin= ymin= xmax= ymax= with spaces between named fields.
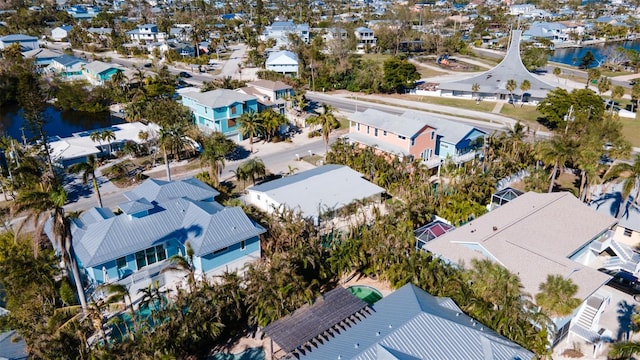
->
xmin=118 ymin=198 xmax=154 ymax=215
xmin=438 ymin=30 xmax=556 ymax=99
xmin=0 ymin=331 xmax=27 ymax=360
xmin=349 ymin=109 xmax=434 ymax=138
xmin=402 ymin=110 xmax=486 ymax=145
xmin=247 ymin=165 xmax=385 ymax=219
xmin=180 ymin=88 xmax=257 ymax=109
xmin=299 ymin=283 xmax=534 ymax=360
xmin=124 ymin=178 xmax=219 ymax=202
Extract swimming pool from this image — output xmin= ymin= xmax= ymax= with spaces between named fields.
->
xmin=347 ymin=285 xmax=383 ymax=305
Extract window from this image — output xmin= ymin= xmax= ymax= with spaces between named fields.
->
xmin=257 ymin=195 xmax=261 ymax=200
xmin=230 ymin=105 xmax=237 ymax=114
xmin=135 ymin=245 xmax=166 ymax=270
xmin=213 ymin=247 xmax=229 ymax=255
xmin=411 ymin=138 xmax=415 ymax=146
xmin=624 ymin=228 xmax=633 ymax=237
xmin=398 ymin=135 xmax=406 ymax=140
xmin=431 ymin=131 xmax=435 ymax=140
xmin=241 ymin=240 xmax=246 ymax=250
xmin=367 ymin=126 xmax=370 ymax=134
xmin=227 ymin=118 xmax=236 ymax=128
xmin=374 ymin=129 xmax=378 ymax=137
xmin=383 ymin=131 xmax=387 ymax=136
xmin=116 ymin=257 xmax=127 ymax=269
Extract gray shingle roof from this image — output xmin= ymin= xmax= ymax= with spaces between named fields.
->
xmin=248 ymin=165 xmax=385 ymax=219
xmin=403 ymin=110 xmax=486 ymax=145
xmin=350 ymin=108 xmax=434 ymax=138
xmin=438 ymin=30 xmax=556 ymax=99
xmin=180 ymin=88 xmax=257 ymax=109
xmin=124 ymin=178 xmax=219 ymax=202
xmin=298 ymin=283 xmax=534 ymax=360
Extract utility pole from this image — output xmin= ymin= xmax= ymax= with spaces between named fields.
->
xmin=564 ymin=105 xmax=575 ymax=135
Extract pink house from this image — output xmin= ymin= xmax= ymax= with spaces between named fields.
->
xmin=347 ymin=108 xmax=437 ymax=161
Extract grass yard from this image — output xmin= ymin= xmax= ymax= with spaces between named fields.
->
xmin=619 ymin=115 xmax=640 ymax=147
xmin=361 ymin=53 xmax=393 ymax=64
xmin=394 ymin=94 xmax=496 ymax=113
xmin=499 ymin=105 xmax=541 ymax=128
xmin=416 ymin=66 xmax=446 ymax=78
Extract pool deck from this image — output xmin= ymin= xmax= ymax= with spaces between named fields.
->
xmin=342 ymin=272 xmax=394 ymax=297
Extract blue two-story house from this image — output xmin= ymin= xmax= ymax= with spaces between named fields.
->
xmin=179 ymin=88 xmax=259 ymax=141
xmin=46 ymin=178 xmax=265 ymax=296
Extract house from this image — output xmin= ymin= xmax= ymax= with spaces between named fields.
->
xmin=354 ymin=27 xmax=376 ymax=53
xmin=261 ymin=21 xmax=309 ymax=47
xmin=403 ymin=110 xmax=486 ymax=167
xmin=423 ymin=191 xmax=618 ymax=345
xmin=47 ymin=55 xmax=87 ymax=79
xmin=82 ymin=61 xmax=124 ymax=86
xmin=0 ymin=34 xmax=38 ymax=51
xmin=523 ymin=22 xmax=568 ymax=43
xmin=0 ymin=331 xmax=27 ymax=360
xmin=321 ymin=27 xmax=347 ymax=41
xmin=179 ymin=88 xmax=259 ymax=140
xmin=21 ymin=48 xmax=63 ymax=66
xmin=126 ymin=24 xmax=166 ymax=43
xmin=237 ymin=80 xmax=294 ymax=115
xmin=265 ymin=50 xmax=299 ymax=76
xmin=51 ymin=25 xmax=73 ymax=41
xmin=48 ymin=122 xmax=152 ymax=167
xmin=45 ymin=178 xmax=265 ymax=296
xmin=589 ymin=184 xmax=640 ymax=247
xmin=245 ymin=164 xmax=385 ymax=225
xmin=66 ymin=5 xmax=100 ymax=19
xmin=347 ymin=108 xmax=438 ymax=162
xmin=264 ymin=283 xmax=535 ymax=360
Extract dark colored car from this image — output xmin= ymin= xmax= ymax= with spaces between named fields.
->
xmin=599 ymin=268 xmax=640 ymax=297
xmin=143 ymin=63 xmax=152 ymax=68
xmin=179 ymin=71 xmax=192 ymax=78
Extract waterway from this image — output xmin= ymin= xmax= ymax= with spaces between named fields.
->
xmin=549 ymin=40 xmax=640 ymax=67
xmin=0 ymin=103 xmax=122 ymax=143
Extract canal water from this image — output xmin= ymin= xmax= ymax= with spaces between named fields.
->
xmin=0 ymin=103 xmax=122 ymax=143
xmin=549 ymin=40 xmax=640 ymax=67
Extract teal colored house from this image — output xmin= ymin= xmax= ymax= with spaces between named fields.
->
xmin=82 ymin=61 xmax=124 ymax=86
xmin=180 ymin=88 xmax=259 ymax=141
xmin=45 ymin=178 xmax=265 ymax=296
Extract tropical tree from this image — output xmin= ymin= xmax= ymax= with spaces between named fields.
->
xmin=610 ymin=341 xmax=640 ymax=359
xmin=102 ymin=283 xmax=137 ymax=335
xmin=603 ymin=153 xmax=640 ymax=218
xmin=597 ymin=76 xmax=611 ymax=96
xmin=632 ymin=82 xmax=640 ymax=112
xmin=505 ymin=79 xmax=517 ymax=106
xmin=67 ymin=155 xmax=103 ymax=208
xmin=237 ymin=157 xmax=266 ymax=186
xmin=587 ymin=68 xmax=601 ymax=88
xmin=162 ymin=242 xmax=197 ymax=292
xmin=553 ymin=67 xmax=561 ymax=82
xmin=101 ymin=129 xmax=116 ymax=157
xmin=535 ymin=275 xmax=582 ymax=318
xmin=260 ymin=109 xmax=287 ymax=142
xmin=471 ymin=83 xmax=480 ymax=102
xmin=534 ymin=135 xmax=574 ymax=193
xmin=238 ymin=111 xmax=263 ymax=153
xmin=90 ymin=131 xmax=104 ymax=155
xmin=200 ymin=132 xmax=235 ymax=187
xmin=519 ymin=80 xmax=531 ymax=106
xmin=306 ymin=103 xmax=339 ymax=155
xmin=159 ymin=124 xmax=191 ymax=181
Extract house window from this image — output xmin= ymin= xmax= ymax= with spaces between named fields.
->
xmin=383 ymin=131 xmax=387 ymax=136
xmin=431 ymin=131 xmax=435 ymax=140
xmin=231 ymin=106 xmax=237 ymax=115
xmin=116 ymin=257 xmax=127 ymax=269
xmin=241 ymin=240 xmax=246 ymax=250
xmin=357 ymin=123 xmax=360 ymax=131
xmin=213 ymin=247 xmax=229 ymax=255
xmin=257 ymin=195 xmax=261 ymax=200
xmin=411 ymin=138 xmax=415 ymax=146
xmin=374 ymin=129 xmax=378 ymax=137
xmin=367 ymin=126 xmax=370 ymax=134
xmin=398 ymin=135 xmax=406 ymax=140
xmin=227 ymin=118 xmax=236 ymax=128
xmin=135 ymin=245 xmax=166 ymax=270
xmin=624 ymin=228 xmax=633 ymax=237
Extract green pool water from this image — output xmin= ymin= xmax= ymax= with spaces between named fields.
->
xmin=210 ymin=347 xmax=265 ymax=360
xmin=348 ymin=285 xmax=383 ymax=305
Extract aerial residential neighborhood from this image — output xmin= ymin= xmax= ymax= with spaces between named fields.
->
xmin=5 ymin=0 xmax=640 ymax=359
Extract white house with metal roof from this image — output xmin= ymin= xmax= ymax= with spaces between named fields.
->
xmin=46 ymin=178 xmax=265 ymax=297
xmin=47 ymin=55 xmax=87 ymax=80
xmin=245 ymin=165 xmax=385 ymax=225
xmin=265 ymin=50 xmax=299 ymax=77
xmin=261 ymin=21 xmax=309 ymax=47
xmin=424 ymin=191 xmax=618 ymax=346
xmin=51 ymin=25 xmax=73 ymax=41
xmin=268 ymin=283 xmax=535 ymax=360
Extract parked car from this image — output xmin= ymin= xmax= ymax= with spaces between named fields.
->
xmin=598 ymin=268 xmax=640 ymax=299
xmin=143 ymin=63 xmax=152 ymax=68
xmin=179 ymin=71 xmax=192 ymax=78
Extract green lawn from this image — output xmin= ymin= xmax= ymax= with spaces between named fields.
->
xmin=500 ymin=105 xmax=542 ymax=128
xmin=620 ymin=115 xmax=640 ymax=147
xmin=361 ymin=53 xmax=393 ymax=64
xmin=416 ymin=66 xmax=446 ymax=78
xmin=394 ymin=95 xmax=496 ymax=112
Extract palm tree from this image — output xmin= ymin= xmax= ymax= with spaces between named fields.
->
xmin=161 ymin=242 xmax=197 ymax=292
xmin=101 ymin=130 xmax=116 ymax=157
xmin=13 ymin=186 xmax=88 ymax=309
xmin=238 ymin=157 xmax=266 ymax=186
xmin=68 ymin=155 xmax=103 ymax=208
xmin=535 ymin=275 xmax=581 ymax=318
xmin=90 ymin=131 xmax=104 ymax=155
xmin=200 ymin=132 xmax=234 ymax=187
xmin=553 ymin=67 xmax=561 ymax=82
xmin=505 ymin=79 xmax=517 ymax=106
xmin=610 ymin=341 xmax=640 ymax=359
xmin=159 ymin=124 xmax=190 ymax=181
xmin=603 ymin=153 xmax=640 ymax=219
xmin=238 ymin=111 xmax=263 ymax=153
xmin=260 ymin=109 xmax=287 ymax=142
xmin=307 ymin=103 xmax=339 ymax=155
xmin=471 ymin=83 xmax=480 ymax=103
xmin=102 ymin=283 xmax=137 ymax=334
xmin=519 ymin=80 xmax=531 ymax=106
xmin=534 ymin=135 xmax=574 ymax=193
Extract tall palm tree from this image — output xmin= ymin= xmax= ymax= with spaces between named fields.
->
xmin=68 ymin=155 xmax=103 ymax=208
xmin=471 ymin=83 xmax=480 ymax=102
xmin=519 ymin=80 xmax=531 ymax=106
xmin=161 ymin=242 xmax=197 ymax=292
xmin=13 ymin=186 xmax=88 ymax=309
xmin=603 ymin=153 xmax=640 ymax=219
xmin=90 ymin=131 xmax=104 ymax=155
xmin=102 ymin=283 xmax=137 ymax=334
xmin=238 ymin=111 xmax=263 ymax=153
xmin=200 ymin=132 xmax=234 ymax=187
xmin=535 ymin=275 xmax=581 ymax=318
xmin=238 ymin=157 xmax=266 ymax=186
xmin=534 ymin=135 xmax=573 ymax=193
xmin=505 ymin=79 xmax=517 ymax=106
xmin=610 ymin=341 xmax=640 ymax=359
xmin=159 ymin=125 xmax=190 ymax=181
xmin=101 ymin=130 xmax=116 ymax=157
xmin=307 ymin=103 xmax=339 ymax=155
